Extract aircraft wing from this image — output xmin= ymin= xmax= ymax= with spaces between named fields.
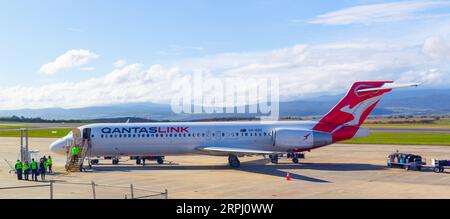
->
xmin=196 ymin=146 xmax=285 ymax=155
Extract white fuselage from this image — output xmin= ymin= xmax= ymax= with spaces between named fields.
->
xmin=50 ymin=121 xmax=319 ymax=156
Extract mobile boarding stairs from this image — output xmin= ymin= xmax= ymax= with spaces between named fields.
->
xmin=65 ymin=128 xmax=92 ymax=172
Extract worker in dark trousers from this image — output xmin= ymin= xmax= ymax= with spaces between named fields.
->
xmin=47 ymin=156 xmax=53 ymax=173
xmin=72 ymin=145 xmax=80 ymax=163
xmin=23 ymin=161 xmax=30 ymax=180
xmin=31 ymin=159 xmax=38 ymax=181
xmin=15 ymin=160 xmax=23 ymax=180
xmin=39 ymin=159 xmax=46 ymax=181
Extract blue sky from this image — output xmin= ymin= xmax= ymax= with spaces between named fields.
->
xmin=0 ymin=0 xmax=449 ymax=109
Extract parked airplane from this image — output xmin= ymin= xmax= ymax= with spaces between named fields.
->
xmin=50 ymin=81 xmax=418 ymax=168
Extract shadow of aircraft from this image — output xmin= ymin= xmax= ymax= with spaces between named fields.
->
xmin=91 ymin=158 xmax=388 ymax=183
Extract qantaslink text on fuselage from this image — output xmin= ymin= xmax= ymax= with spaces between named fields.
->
xmin=100 ymin=127 xmax=190 ymax=134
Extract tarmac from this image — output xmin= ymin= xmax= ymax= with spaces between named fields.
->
xmin=1 ymin=137 xmax=450 ymax=199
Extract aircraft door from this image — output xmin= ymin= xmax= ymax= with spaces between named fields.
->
xmin=82 ymin=128 xmax=91 ymax=140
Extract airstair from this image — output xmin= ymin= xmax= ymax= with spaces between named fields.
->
xmin=65 ymin=128 xmax=92 ymax=172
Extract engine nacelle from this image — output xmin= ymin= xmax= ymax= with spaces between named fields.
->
xmin=273 ymin=128 xmax=332 ymax=150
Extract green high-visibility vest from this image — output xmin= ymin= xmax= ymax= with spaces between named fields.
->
xmin=31 ymin=161 xmax=37 ymax=170
xmin=22 ymin=163 xmax=29 ymax=170
xmin=47 ymin=158 xmax=53 ymax=165
xmin=44 ymin=161 xmax=49 ymax=169
xmin=15 ymin=161 xmax=22 ymax=169
xmin=72 ymin=146 xmax=79 ymax=155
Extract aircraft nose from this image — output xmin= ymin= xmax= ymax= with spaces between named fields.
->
xmin=49 ymin=138 xmax=66 ymax=155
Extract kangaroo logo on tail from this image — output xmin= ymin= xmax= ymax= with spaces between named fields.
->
xmin=313 ymin=81 xmax=393 ymax=142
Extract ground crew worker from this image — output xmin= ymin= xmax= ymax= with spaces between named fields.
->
xmin=23 ymin=161 xmax=30 ymax=180
xmin=47 ymin=156 xmax=53 ymax=173
xmin=39 ymin=159 xmax=46 ymax=181
xmin=15 ymin=160 xmax=23 ymax=180
xmin=72 ymin=145 xmax=80 ymax=163
xmin=31 ymin=158 xmax=38 ymax=181
xmin=44 ymin=159 xmax=49 ymax=173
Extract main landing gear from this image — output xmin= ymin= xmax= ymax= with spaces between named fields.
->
xmin=269 ymin=155 xmax=278 ymax=164
xmin=228 ymin=154 xmax=240 ymax=168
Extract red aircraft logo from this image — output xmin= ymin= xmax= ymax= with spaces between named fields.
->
xmin=303 ymin=134 xmax=311 ymax=140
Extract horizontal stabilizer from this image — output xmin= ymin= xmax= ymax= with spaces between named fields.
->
xmin=357 ymin=82 xmax=420 ymax=93
xmin=197 ymin=146 xmax=284 ymax=155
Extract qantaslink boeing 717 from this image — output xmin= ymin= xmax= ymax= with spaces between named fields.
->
xmin=50 ymin=81 xmax=418 ymax=168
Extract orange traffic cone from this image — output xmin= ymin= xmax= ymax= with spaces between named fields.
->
xmin=286 ymin=172 xmax=291 ymax=181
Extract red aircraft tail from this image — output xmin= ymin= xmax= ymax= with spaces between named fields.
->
xmin=312 ymin=81 xmax=418 ymax=142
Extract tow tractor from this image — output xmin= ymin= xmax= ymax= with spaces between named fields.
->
xmin=131 ymin=156 xmax=165 ymax=165
xmin=387 ymin=152 xmax=425 ymax=171
xmin=89 ymin=156 xmax=165 ymax=165
xmin=267 ymin=153 xmax=305 ymax=164
xmin=431 ymin=159 xmax=450 ymax=173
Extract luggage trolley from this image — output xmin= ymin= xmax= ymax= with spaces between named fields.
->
xmin=387 ymin=152 xmax=425 ymax=171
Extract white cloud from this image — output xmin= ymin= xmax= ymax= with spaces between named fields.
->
xmin=309 ymin=1 xmax=450 ymax=25
xmin=39 ymin=49 xmax=99 ymax=75
xmin=422 ymin=36 xmax=450 ymax=61
xmin=80 ymin=67 xmax=95 ymax=72
xmin=113 ymin=59 xmax=127 ymax=68
xmin=1 ymin=37 xmax=449 ymax=109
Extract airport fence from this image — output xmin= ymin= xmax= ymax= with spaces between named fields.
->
xmin=0 ymin=181 xmax=168 ymax=199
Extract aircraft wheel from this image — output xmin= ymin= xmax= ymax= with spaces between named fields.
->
xmin=228 ymin=155 xmax=240 ymax=168
xmin=112 ymin=158 xmax=119 ymax=165
xmin=157 ymin=157 xmax=164 ymax=164
xmin=136 ymin=159 xmax=141 ymax=165
xmin=292 ymin=158 xmax=299 ymax=164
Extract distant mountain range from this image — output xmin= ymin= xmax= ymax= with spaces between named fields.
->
xmin=0 ymin=88 xmax=448 ymax=120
